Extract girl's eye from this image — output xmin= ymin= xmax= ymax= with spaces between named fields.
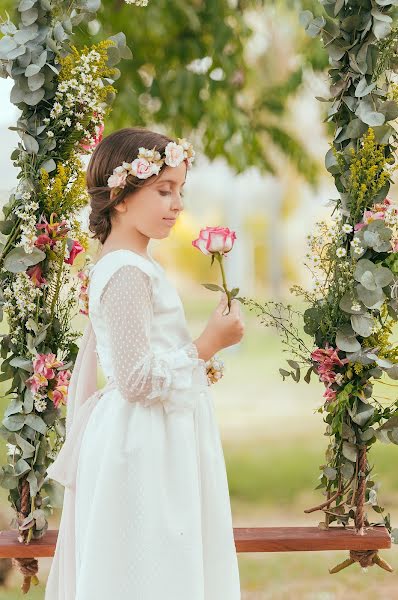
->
xmin=159 ymin=190 xmax=185 ymax=197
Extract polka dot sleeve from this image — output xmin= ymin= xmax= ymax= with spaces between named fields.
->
xmin=100 ymin=264 xmax=202 ymax=410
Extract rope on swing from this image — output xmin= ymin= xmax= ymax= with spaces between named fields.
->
xmin=11 ymin=478 xmax=40 ymax=594
xmin=329 ymin=446 xmax=393 ymax=574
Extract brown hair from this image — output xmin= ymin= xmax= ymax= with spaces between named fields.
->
xmin=86 ymin=127 xmax=174 ymax=244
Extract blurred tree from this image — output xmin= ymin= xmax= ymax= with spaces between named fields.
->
xmin=70 ymin=0 xmax=327 ymax=182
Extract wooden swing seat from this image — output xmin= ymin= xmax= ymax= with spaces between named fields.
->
xmin=0 ymin=526 xmax=391 ymax=558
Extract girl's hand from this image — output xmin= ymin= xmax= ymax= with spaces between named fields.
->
xmin=194 ymin=293 xmax=245 ymax=361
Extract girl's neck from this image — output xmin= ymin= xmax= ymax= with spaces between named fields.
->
xmin=100 ymin=234 xmax=150 ymax=259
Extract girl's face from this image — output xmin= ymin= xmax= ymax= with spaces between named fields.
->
xmin=113 ymin=161 xmax=187 ymax=240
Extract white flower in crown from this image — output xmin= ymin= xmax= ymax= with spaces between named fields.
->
xmin=107 ymin=166 xmax=128 ymax=189
xmin=107 ymin=138 xmax=195 ymax=198
xmin=164 ymin=142 xmax=185 ymax=167
xmin=137 ymin=146 xmax=162 ymax=162
xmin=165 ymin=138 xmax=195 ymax=169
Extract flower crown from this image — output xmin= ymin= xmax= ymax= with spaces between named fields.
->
xmin=107 ymin=137 xmax=195 ymax=200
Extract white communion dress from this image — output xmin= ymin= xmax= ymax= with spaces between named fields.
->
xmin=49 ymin=248 xmax=241 ymax=600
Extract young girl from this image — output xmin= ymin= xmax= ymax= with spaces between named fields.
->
xmin=45 ymin=127 xmax=244 ymax=599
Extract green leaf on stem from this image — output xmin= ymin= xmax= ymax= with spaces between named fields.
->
xmin=201 ymin=283 xmax=225 ymax=292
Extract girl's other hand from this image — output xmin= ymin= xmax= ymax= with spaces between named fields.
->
xmin=194 ymin=293 xmax=245 ymax=361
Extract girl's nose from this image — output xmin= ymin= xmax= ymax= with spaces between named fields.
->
xmin=173 ymin=195 xmax=184 ymax=211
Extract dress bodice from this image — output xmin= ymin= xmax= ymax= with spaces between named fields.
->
xmin=87 ymin=249 xmax=198 ymax=382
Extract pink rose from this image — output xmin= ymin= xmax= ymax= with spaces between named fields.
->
xmin=192 ymin=226 xmax=237 ymax=256
xmin=131 ymin=158 xmax=160 ymax=179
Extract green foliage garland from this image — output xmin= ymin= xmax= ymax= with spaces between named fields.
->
xmin=0 ymin=0 xmax=130 ymax=591
xmin=243 ymin=0 xmax=398 ymax=572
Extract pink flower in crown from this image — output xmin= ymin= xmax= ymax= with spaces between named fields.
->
xmin=192 ymin=226 xmax=237 ymax=256
xmin=164 ymin=142 xmax=185 ymax=167
xmin=107 ymin=167 xmax=128 ymax=189
xmin=131 ymin=157 xmax=161 ymax=179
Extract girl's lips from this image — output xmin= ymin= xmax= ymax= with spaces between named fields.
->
xmin=163 ymin=218 xmax=176 ymax=225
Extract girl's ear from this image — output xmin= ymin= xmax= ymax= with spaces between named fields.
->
xmin=113 ymin=198 xmax=127 ymax=213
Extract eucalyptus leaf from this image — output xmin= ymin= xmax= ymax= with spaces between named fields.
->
xmin=349 ymin=399 xmax=374 ymax=426
xmin=0 ymin=36 xmax=18 ymax=59
xmin=356 ymin=284 xmax=385 ymax=309
xmin=342 ymin=441 xmax=358 ymax=462
xmin=341 ymin=461 xmax=355 ymax=479
xmin=9 ymin=356 xmax=33 ymax=371
xmin=21 ymin=133 xmax=39 ymax=153
xmin=40 ymin=158 xmax=56 ymax=172
xmin=378 ymin=415 xmax=398 ymax=431
xmin=373 ymin=20 xmax=391 ymax=40
xmin=0 ymin=472 xmax=18 ymax=489
xmin=21 ymin=7 xmax=39 ymax=26
xmin=4 ymin=399 xmax=23 ymax=418
xmin=355 ymin=99 xmax=385 ymax=126
xmin=355 ymin=77 xmax=376 ymax=98
xmin=386 ymin=428 xmax=398 ymax=444
xmin=342 ymin=423 xmax=355 ymax=440
xmin=14 ymin=433 xmax=35 ymax=459
xmin=360 ymin=427 xmax=376 ymax=441
xmin=350 ymin=313 xmax=374 ymax=337
xmin=3 ymin=246 xmax=46 ymax=273
xmin=375 ymin=428 xmax=391 ymax=443
xmin=339 ymin=291 xmax=365 ymax=315
xmin=25 ymin=63 xmax=41 ymax=77
xmin=24 ymin=387 xmax=34 ymax=413
xmin=86 ymin=0 xmax=101 ymax=11
xmin=27 ymin=71 xmax=45 ymax=91
xmin=386 ymin=365 xmax=398 ymax=380
xmin=336 ymin=324 xmax=361 ymax=352
xmin=2 ymin=414 xmax=25 ymax=432
xmin=19 ymin=0 xmax=36 ymax=10
xmin=323 ymin=466 xmax=337 ymax=480
xmin=24 ymin=414 xmax=46 ymax=435
xmin=24 ymin=87 xmax=45 ymax=106
xmin=15 ymin=458 xmax=31 ymax=476
xmin=32 ymin=508 xmax=46 ymax=529
xmin=26 ymin=469 xmax=38 ymax=496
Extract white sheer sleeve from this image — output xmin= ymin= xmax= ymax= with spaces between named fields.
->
xmin=100 ymin=264 xmax=202 ymax=411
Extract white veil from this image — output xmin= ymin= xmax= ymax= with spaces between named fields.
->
xmin=45 ymin=319 xmax=115 ymax=599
